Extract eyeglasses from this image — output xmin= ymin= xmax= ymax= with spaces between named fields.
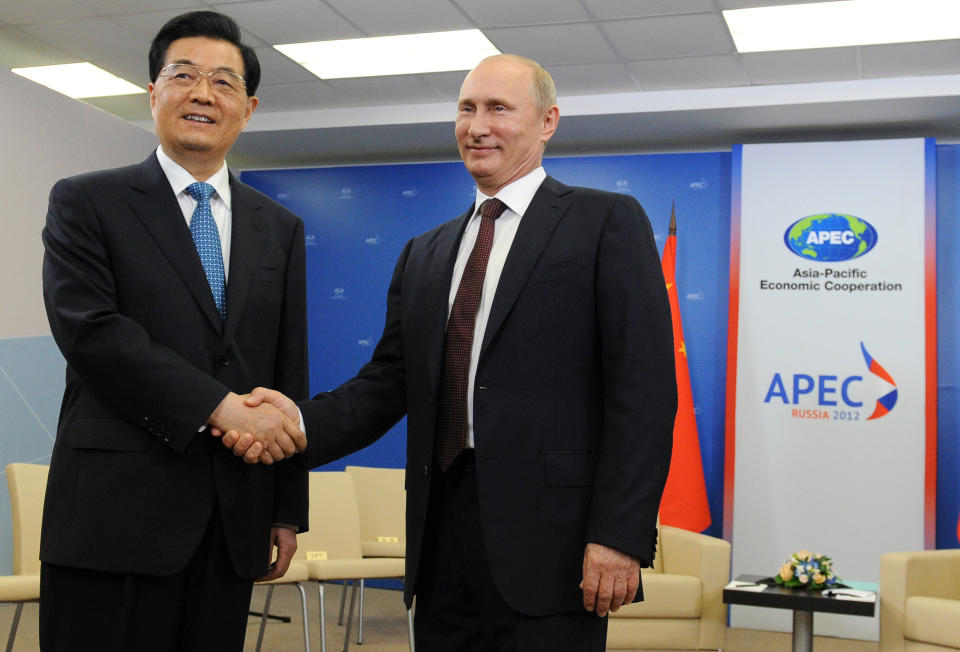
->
xmin=158 ymin=63 xmax=247 ymax=96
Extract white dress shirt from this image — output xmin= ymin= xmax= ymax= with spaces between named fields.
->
xmin=155 ymin=146 xmax=232 ymax=281
xmin=449 ymin=166 xmax=547 ymax=447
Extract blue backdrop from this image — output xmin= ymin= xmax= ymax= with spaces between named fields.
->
xmin=242 ymin=145 xmax=958 ymax=548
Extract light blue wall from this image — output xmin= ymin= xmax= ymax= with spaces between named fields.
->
xmin=0 ymin=336 xmax=63 ymax=573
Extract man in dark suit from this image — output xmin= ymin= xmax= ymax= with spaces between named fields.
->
xmin=40 ymin=11 xmax=308 ymax=651
xmin=227 ymin=54 xmax=676 ymax=650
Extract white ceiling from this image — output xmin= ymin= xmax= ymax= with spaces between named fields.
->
xmin=3 ymin=0 xmax=960 ymax=168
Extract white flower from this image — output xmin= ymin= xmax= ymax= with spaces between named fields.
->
xmin=798 ymin=574 xmax=809 ymax=584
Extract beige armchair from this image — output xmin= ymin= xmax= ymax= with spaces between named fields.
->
xmin=2 ymin=463 xmax=47 ymax=651
xmin=607 ymin=525 xmax=730 ymax=650
xmin=880 ymin=549 xmax=960 ymax=651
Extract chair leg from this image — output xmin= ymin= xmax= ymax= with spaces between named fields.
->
xmin=5 ymin=603 xmax=23 ymax=652
xmin=357 ymin=578 xmax=365 ymax=644
xmin=317 ymin=581 xmax=327 ymax=652
xmin=255 ymin=585 xmax=275 ymax=652
xmin=407 ymin=606 xmax=415 ymax=652
xmin=341 ymin=581 xmax=358 ymax=652
xmin=294 ymin=582 xmax=311 ymax=652
xmin=337 ymin=579 xmax=348 ymax=625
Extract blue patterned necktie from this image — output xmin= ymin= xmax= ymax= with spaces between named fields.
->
xmin=186 ymin=182 xmax=226 ymax=320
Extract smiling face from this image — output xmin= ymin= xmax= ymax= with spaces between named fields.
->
xmin=455 ymin=57 xmax=558 ymax=195
xmin=149 ymin=36 xmax=258 ymax=180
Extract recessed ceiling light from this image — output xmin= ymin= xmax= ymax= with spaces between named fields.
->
xmin=274 ymin=29 xmax=500 ymax=79
xmin=11 ymin=62 xmax=145 ymax=98
xmin=723 ymin=0 xmax=960 ymax=53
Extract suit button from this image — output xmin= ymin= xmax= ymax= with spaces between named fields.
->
xmin=423 ymin=464 xmax=429 ymax=478
xmin=218 ymin=354 xmax=231 ymax=366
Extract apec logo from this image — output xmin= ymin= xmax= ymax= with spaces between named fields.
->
xmin=783 ymin=213 xmax=878 ymax=262
xmin=763 ymin=342 xmax=897 ymax=421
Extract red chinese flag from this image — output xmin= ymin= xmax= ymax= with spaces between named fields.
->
xmin=658 ymin=205 xmax=712 ymax=532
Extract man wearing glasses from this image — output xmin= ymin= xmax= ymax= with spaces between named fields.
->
xmin=39 ymin=11 xmax=308 ymax=651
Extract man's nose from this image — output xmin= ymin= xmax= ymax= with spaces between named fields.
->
xmin=467 ymin=109 xmax=491 ymax=137
xmin=189 ymin=76 xmax=216 ymax=103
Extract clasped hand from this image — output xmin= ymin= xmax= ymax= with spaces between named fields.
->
xmin=208 ymin=390 xmax=305 ymax=465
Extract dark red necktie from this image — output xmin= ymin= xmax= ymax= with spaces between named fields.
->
xmin=436 ymin=198 xmax=507 ymax=471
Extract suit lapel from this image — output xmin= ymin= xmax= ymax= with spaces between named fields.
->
xmin=223 ymin=176 xmax=267 ymax=344
xmin=479 ymin=177 xmax=572 ymax=356
xmin=424 ymin=207 xmax=474 ymax=398
xmin=128 ymin=154 xmax=224 ymax=332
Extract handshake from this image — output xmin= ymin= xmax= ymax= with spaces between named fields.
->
xmin=207 ymin=388 xmax=306 ymax=464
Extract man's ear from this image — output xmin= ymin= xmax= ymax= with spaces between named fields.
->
xmin=243 ymin=95 xmax=259 ymax=127
xmin=148 ymin=83 xmax=157 ymax=120
xmin=541 ymin=105 xmax=559 ymax=145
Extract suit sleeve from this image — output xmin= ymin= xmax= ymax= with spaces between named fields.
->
xmin=42 ymin=176 xmax=231 ymax=453
xmin=271 ymin=217 xmax=309 ymax=531
xmin=585 ymin=195 xmax=677 ymax=565
xmin=299 ymin=239 xmax=411 ymax=469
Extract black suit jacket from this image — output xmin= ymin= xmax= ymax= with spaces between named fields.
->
xmin=40 ymin=153 xmax=308 ymax=579
xmin=301 ymin=175 xmax=676 ymax=614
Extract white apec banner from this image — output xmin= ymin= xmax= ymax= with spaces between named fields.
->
xmin=727 ymin=139 xmax=935 ymax=641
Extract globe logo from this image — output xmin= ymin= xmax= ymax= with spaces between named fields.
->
xmin=783 ymin=213 xmax=878 ymax=262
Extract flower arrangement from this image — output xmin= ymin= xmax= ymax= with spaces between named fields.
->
xmin=774 ymin=550 xmax=841 ymax=590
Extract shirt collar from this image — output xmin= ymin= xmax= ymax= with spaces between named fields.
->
xmin=473 ymin=166 xmax=546 ymax=219
xmin=155 ymin=146 xmax=232 ymax=210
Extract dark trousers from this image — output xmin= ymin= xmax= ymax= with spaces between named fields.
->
xmin=414 ymin=451 xmax=608 ymax=652
xmin=39 ymin=506 xmax=254 ymax=652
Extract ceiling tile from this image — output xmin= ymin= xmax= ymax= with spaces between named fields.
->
xmin=212 ymin=0 xmax=363 ymax=44
xmin=627 ymin=55 xmax=747 ymax=91
xmin=0 ymin=0 xmax=95 ymax=25
xmin=602 ymin=14 xmax=734 ymax=60
xmin=452 ymin=0 xmax=589 ymax=27
xmin=742 ymin=48 xmax=859 ymax=85
xmin=860 ymin=40 xmax=960 ymax=79
xmin=485 ymin=23 xmax=618 ymax=65
xmin=323 ymin=74 xmax=446 ymax=105
xmin=254 ymin=79 xmax=358 ymax=111
xmin=546 ymin=62 xmax=639 ymax=96
xmin=323 ymin=0 xmax=473 ymax=36
xmin=0 ymin=26 xmax=76 ymax=68
xmin=111 ymin=8 xmax=213 ymax=40
xmin=112 ymin=8 xmax=269 ymax=47
xmin=421 ymin=70 xmax=470 ymax=101
xmin=255 ymin=46 xmax=316 ymax=84
xmin=716 ymin=0 xmax=827 ymax=8
xmin=22 ymin=18 xmax=146 ymax=68
xmin=102 ymin=57 xmax=152 ymax=89
xmin=582 ymin=0 xmax=715 ymax=20
xmin=73 ymin=0 xmax=200 ymax=12
xmin=83 ymin=93 xmax=152 ymax=121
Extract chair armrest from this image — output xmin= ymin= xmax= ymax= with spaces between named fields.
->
xmin=880 ymin=549 xmax=960 ymax=652
xmin=660 ymin=525 xmax=730 ymax=584
xmin=660 ymin=526 xmax=731 ymax=648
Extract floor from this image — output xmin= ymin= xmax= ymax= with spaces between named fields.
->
xmin=0 ymin=583 xmax=880 ymax=651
